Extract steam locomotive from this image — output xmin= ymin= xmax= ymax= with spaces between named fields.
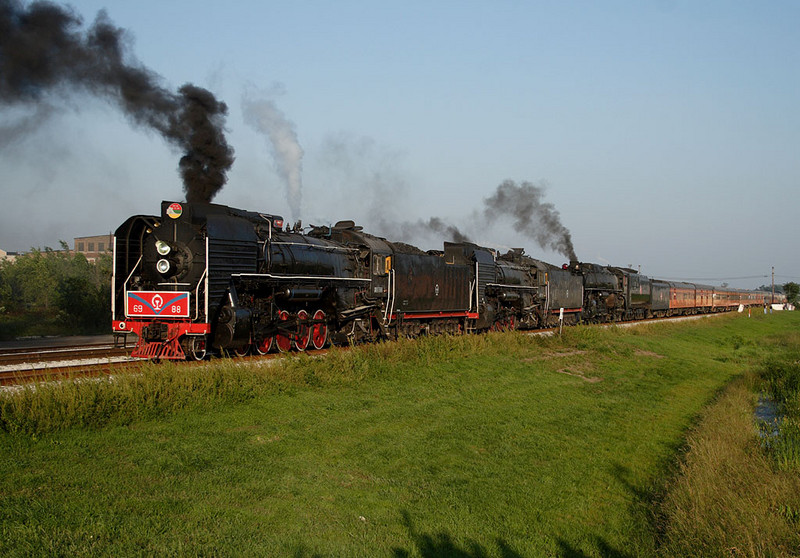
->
xmin=112 ymin=201 xmax=784 ymax=360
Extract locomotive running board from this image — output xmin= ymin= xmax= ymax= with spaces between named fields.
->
xmin=390 ymin=311 xmax=480 ymax=320
xmin=234 ymin=273 xmax=371 ymax=283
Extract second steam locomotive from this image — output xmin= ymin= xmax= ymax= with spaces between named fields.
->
xmin=112 ymin=201 xmax=783 ymax=360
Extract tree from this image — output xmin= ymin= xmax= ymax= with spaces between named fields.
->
xmin=56 ymin=275 xmax=107 ymax=329
xmin=0 ymin=260 xmax=11 ymax=313
xmin=0 ymin=246 xmax=112 ymax=335
xmin=783 ymin=282 xmax=799 ymax=306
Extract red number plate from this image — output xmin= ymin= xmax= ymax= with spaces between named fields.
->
xmin=126 ymin=291 xmax=190 ymax=318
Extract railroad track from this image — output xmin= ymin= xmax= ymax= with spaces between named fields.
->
xmin=0 ymin=342 xmax=134 ymax=386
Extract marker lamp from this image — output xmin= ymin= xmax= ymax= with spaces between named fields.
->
xmin=156 ymin=259 xmax=171 ymax=274
xmin=155 ymin=240 xmax=171 ymax=256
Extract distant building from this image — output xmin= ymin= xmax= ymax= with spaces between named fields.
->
xmin=74 ymin=234 xmax=113 ymax=262
xmin=0 ymin=248 xmax=19 ymax=263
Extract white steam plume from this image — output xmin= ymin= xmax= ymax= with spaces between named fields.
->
xmin=242 ymin=91 xmax=304 ymax=220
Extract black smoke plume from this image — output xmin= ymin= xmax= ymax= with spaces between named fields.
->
xmin=484 ymin=179 xmax=577 ymax=261
xmin=377 ymin=216 xmax=471 ymax=247
xmin=423 ymin=217 xmax=471 ymax=243
xmin=0 ymin=0 xmax=234 ymax=202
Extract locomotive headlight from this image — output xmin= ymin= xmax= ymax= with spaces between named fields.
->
xmin=156 ymin=259 xmax=171 ymax=274
xmin=155 ymin=240 xmax=171 ymax=256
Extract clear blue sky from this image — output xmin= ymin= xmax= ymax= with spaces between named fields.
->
xmin=1 ymin=0 xmax=798 ymax=288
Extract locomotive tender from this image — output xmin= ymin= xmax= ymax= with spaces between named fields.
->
xmin=112 ymin=201 xmax=783 ymax=360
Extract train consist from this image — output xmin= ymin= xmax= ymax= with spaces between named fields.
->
xmin=112 ymin=201 xmax=785 ymax=360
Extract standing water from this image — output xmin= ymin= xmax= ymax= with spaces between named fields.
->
xmin=755 ymin=393 xmax=781 ymax=442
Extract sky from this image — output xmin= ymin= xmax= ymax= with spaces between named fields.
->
xmin=1 ymin=0 xmax=798 ymax=288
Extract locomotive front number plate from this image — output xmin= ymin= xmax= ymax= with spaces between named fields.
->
xmin=126 ymin=291 xmax=190 ymax=318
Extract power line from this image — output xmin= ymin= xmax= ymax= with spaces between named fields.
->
xmin=656 ymin=275 xmax=769 ymax=282
xmin=653 ymin=274 xmax=799 ymax=284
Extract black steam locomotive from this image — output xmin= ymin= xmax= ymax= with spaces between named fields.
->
xmin=112 ymin=201 xmax=781 ymax=360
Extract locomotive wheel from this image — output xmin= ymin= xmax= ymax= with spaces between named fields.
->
xmin=187 ymin=336 xmax=207 ymax=361
xmin=233 ymin=345 xmax=250 ymax=357
xmin=492 ymin=316 xmax=517 ymax=332
xmin=254 ymin=336 xmax=274 ymax=355
xmin=294 ymin=310 xmax=311 ymax=351
xmin=275 ymin=310 xmax=292 ymax=353
xmin=311 ymin=309 xmax=328 ymax=350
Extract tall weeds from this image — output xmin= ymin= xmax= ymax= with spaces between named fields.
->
xmin=0 ymin=331 xmax=537 ymax=436
xmin=0 ymin=361 xmax=270 ymax=435
xmin=656 ymin=373 xmax=800 ymax=557
xmin=760 ymin=346 xmax=800 ymax=471
xmin=657 ymin=326 xmax=800 ymax=557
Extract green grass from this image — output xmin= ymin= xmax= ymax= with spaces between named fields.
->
xmin=1 ymin=312 xmax=798 ymax=556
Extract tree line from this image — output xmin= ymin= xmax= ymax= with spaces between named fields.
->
xmin=0 ymin=243 xmax=111 ymax=339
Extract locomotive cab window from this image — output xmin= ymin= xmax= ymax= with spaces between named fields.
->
xmin=373 ymin=254 xmax=391 ymax=277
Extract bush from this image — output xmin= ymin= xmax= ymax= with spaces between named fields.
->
xmin=0 ymin=248 xmax=111 ymax=338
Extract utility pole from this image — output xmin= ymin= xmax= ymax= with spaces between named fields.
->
xmin=772 ymin=266 xmax=775 ymax=305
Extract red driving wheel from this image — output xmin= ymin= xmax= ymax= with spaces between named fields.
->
xmin=311 ymin=309 xmax=328 ymax=350
xmin=275 ymin=310 xmax=292 ymax=352
xmin=294 ymin=310 xmax=310 ymax=351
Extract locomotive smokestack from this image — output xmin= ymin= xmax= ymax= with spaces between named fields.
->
xmin=242 ymin=91 xmax=304 ymax=221
xmin=0 ymin=0 xmax=234 ymax=203
xmin=484 ymin=179 xmax=578 ymax=261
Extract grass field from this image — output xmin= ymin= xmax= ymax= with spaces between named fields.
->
xmin=1 ymin=311 xmax=798 ymax=557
